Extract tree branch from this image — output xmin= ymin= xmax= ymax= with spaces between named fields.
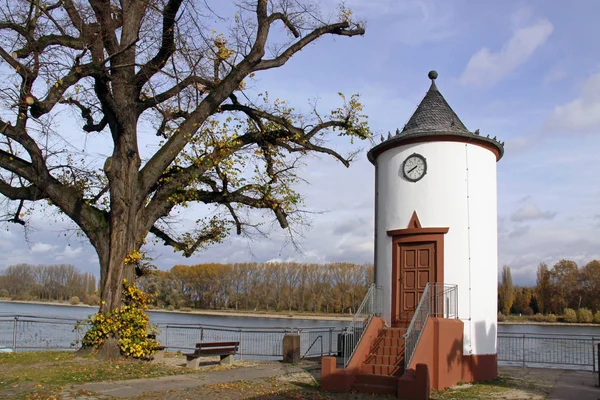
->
xmin=29 ymin=63 xmax=104 ymax=118
xmin=268 ymin=12 xmax=300 ymax=38
xmin=0 ymin=180 xmax=46 ymax=201
xmin=59 ymin=97 xmax=108 ymax=132
xmin=150 ymin=223 xmax=225 ymax=258
xmin=0 ymin=45 xmax=31 ymax=78
xmin=138 ymin=75 xmax=213 ymax=113
xmin=253 ymin=21 xmax=364 ymax=72
xmin=135 ymin=0 xmax=184 ymax=90
xmin=13 ymin=34 xmax=86 ymax=59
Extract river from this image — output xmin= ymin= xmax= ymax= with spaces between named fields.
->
xmin=3 ymin=301 xmax=600 ymax=335
xmin=0 ymin=301 xmax=348 ymax=329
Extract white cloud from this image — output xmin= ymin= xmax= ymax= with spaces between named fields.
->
xmin=544 ymin=71 xmax=600 ymax=133
xmin=510 ymin=8 xmax=533 ymax=27
xmin=510 ymin=203 xmax=556 ymax=222
xmin=543 ymin=65 xmax=567 ymax=85
xmin=460 ymin=19 xmax=553 ymax=87
xmin=55 ymin=245 xmax=84 ymax=260
xmin=499 ymin=223 xmax=600 ymax=285
xmin=31 ymin=242 xmax=57 ymax=253
xmin=335 ymin=0 xmax=456 ymax=46
xmin=508 ymin=224 xmax=531 ymax=239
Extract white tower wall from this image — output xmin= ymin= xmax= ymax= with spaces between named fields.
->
xmin=375 ymin=141 xmax=498 ymax=356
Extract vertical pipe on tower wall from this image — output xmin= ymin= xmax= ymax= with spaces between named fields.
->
xmin=373 ymin=161 xmax=379 ymax=287
xmin=464 ymin=144 xmax=473 ymax=354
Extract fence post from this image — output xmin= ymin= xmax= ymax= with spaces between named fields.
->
xmin=239 ymin=329 xmax=243 ymax=361
xmin=522 ymin=334 xmax=525 ymax=368
xmin=165 ymin=325 xmax=169 ymax=351
xmin=12 ymin=317 xmax=18 ymax=352
xmin=320 ymin=336 xmax=323 ymax=358
xmin=592 ymin=338 xmax=596 ymax=373
xmin=597 ymin=342 xmax=599 ymax=387
xmin=75 ymin=322 xmax=80 ymax=347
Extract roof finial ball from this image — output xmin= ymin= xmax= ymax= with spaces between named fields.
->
xmin=428 ymin=70 xmax=438 ymax=80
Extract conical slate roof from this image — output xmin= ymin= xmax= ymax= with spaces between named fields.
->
xmin=367 ymin=71 xmax=504 ymax=163
xmin=401 ymin=80 xmax=469 ymax=136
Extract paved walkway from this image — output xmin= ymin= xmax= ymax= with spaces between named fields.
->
xmin=548 ymin=370 xmax=600 ymax=400
xmin=67 ymin=362 xmax=600 ymax=399
xmin=71 ymin=362 xmax=307 ymax=398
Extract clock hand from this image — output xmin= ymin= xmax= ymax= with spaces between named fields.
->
xmin=408 ymin=165 xmax=418 ymax=173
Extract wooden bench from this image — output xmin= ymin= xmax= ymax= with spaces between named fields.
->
xmin=183 ymin=341 xmax=239 ymax=368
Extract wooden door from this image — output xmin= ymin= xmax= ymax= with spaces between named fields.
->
xmin=392 ymin=242 xmax=436 ymax=328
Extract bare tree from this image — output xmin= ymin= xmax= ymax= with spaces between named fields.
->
xmin=0 ymin=0 xmax=369 ymax=320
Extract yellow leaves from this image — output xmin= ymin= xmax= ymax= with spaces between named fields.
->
xmin=80 ymin=281 xmax=159 ymax=359
xmin=338 ymin=3 xmax=354 ymax=23
xmin=123 ymin=250 xmax=143 ymax=265
xmin=213 ymin=33 xmax=234 ymax=60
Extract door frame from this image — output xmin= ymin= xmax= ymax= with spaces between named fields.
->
xmin=387 ymin=211 xmax=449 ymax=327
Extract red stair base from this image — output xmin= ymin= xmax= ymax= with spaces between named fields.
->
xmin=350 ymin=327 xmax=405 ymax=394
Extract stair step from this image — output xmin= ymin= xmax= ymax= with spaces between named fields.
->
xmin=387 ymin=337 xmax=405 ymax=347
xmin=364 ymin=354 xmax=403 ymax=366
xmin=361 ymin=363 xmax=404 ymax=376
xmin=352 ymin=382 xmax=397 ymax=396
xmin=379 ymin=328 xmax=406 ymax=339
xmin=372 ymin=345 xmax=405 ymax=356
xmin=355 ymin=373 xmax=398 ymax=387
xmin=372 ymin=337 xmax=404 ymax=349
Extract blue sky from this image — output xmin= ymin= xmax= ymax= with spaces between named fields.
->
xmin=1 ymin=0 xmax=599 ymax=286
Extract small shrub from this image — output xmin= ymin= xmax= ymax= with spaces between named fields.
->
xmin=524 ymin=307 xmax=534 ymax=316
xmin=546 ymin=313 xmax=557 ymax=322
xmin=83 ymin=294 xmax=100 ymax=306
xmin=594 ymin=311 xmax=600 ymax=323
xmin=577 ymin=308 xmax=593 ymax=323
xmin=78 ymin=280 xmax=160 ymax=359
xmin=69 ymin=296 xmax=80 ymax=305
xmin=497 ymin=311 xmax=505 ymax=322
xmin=533 ymin=313 xmax=545 ymax=322
xmin=13 ymin=293 xmax=32 ymax=301
xmin=563 ymin=308 xmax=577 ymax=323
xmin=0 ymin=289 xmax=8 ymax=298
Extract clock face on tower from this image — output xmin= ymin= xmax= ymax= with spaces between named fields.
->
xmin=402 ymin=153 xmax=427 ymax=182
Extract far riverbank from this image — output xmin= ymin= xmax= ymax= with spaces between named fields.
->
xmin=3 ymin=299 xmax=600 ymax=327
xmin=0 ymin=298 xmax=353 ymax=321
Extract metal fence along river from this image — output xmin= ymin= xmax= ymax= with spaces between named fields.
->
xmin=1 ymin=314 xmax=599 ymax=371
xmin=497 ymin=332 xmax=599 ymax=371
xmin=0 ymin=315 xmax=342 ymax=359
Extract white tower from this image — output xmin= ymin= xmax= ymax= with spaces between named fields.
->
xmin=367 ymin=71 xmax=504 ymax=374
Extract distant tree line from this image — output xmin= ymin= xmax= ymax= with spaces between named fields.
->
xmin=137 ymin=262 xmax=374 ymax=314
xmin=498 ymin=259 xmax=600 ymax=322
xmin=0 ymin=264 xmax=98 ymax=304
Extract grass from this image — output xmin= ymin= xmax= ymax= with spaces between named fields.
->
xmin=0 ymin=351 xmax=195 ymax=400
xmin=430 ymin=371 xmax=555 ymax=400
xmin=0 ymin=352 xmax=559 ymax=400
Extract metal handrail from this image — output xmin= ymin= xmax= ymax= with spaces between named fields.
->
xmin=302 ymin=335 xmax=322 ymax=359
xmin=404 ymin=283 xmax=458 ymax=370
xmin=342 ymin=283 xmax=382 ymax=368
